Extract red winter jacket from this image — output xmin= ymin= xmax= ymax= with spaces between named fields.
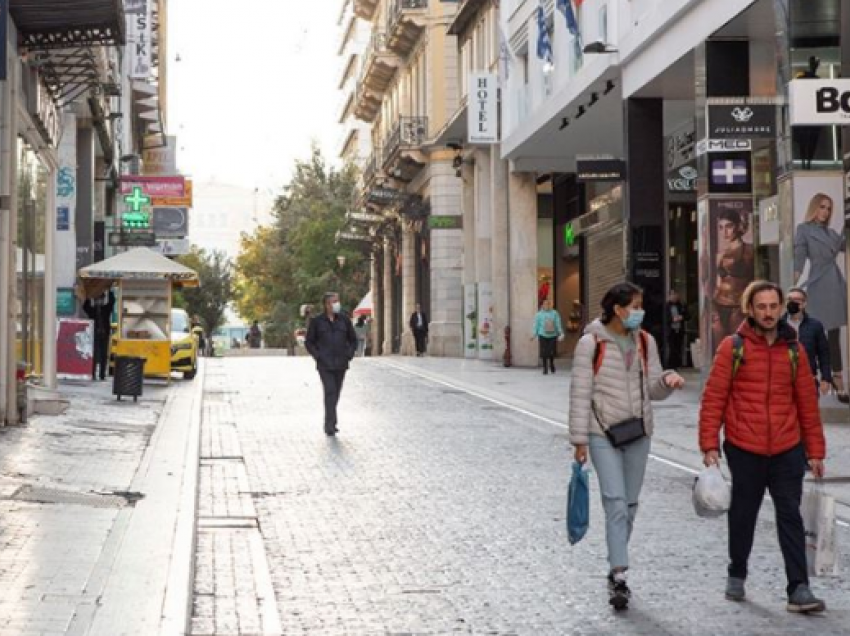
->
xmin=699 ymin=321 xmax=826 ymax=459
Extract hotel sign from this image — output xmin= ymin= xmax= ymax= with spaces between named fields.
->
xmin=468 ymin=72 xmax=498 ymax=144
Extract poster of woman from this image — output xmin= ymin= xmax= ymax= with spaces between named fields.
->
xmin=793 ymin=174 xmax=848 ymax=402
xmin=709 ymin=199 xmax=755 ymax=353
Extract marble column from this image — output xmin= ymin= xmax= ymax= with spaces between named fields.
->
xmin=382 ymin=235 xmax=394 ymax=355
xmin=428 ymin=160 xmax=463 ymax=357
xmin=370 ymin=253 xmax=380 ymax=356
xmin=401 ymin=226 xmax=417 ymax=355
xmin=490 ymin=149 xmax=510 ymax=362
xmin=508 ymin=171 xmax=539 ymax=367
xmin=474 ymin=149 xmax=494 ymax=360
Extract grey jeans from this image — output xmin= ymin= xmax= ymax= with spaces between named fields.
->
xmin=589 ymin=434 xmax=651 ymax=570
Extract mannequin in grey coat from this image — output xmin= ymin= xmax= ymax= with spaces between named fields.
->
xmin=794 ymin=193 xmax=847 ymax=400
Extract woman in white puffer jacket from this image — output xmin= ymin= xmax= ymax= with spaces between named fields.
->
xmin=569 ymin=282 xmax=685 ymax=610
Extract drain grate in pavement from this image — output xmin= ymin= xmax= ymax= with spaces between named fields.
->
xmin=7 ymin=485 xmax=139 ymax=508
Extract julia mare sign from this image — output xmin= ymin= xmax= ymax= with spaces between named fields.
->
xmin=789 ymin=79 xmax=850 ymax=126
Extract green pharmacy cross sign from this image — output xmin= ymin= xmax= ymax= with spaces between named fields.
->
xmin=564 ymin=222 xmax=576 ymax=247
xmin=122 ymin=186 xmax=152 ymax=230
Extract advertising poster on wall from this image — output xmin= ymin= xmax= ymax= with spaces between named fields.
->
xmin=464 ymin=284 xmax=478 ymax=358
xmin=792 ymin=172 xmax=847 ymax=388
xmin=477 ymin=283 xmax=493 ymax=358
xmin=57 ymin=319 xmax=94 ymax=379
xmin=707 ymin=198 xmax=755 ymax=355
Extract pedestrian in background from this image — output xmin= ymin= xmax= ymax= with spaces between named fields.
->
xmin=532 ymin=298 xmax=564 ymax=375
xmin=664 ymin=289 xmax=688 ymax=369
xmin=83 ymin=289 xmax=116 ymax=381
xmin=354 ymin=315 xmax=369 ymax=357
xmin=248 ymin=321 xmax=262 ymax=349
xmin=569 ymin=282 xmax=685 ymax=609
xmin=785 ymin=287 xmax=832 ymax=397
xmin=699 ymin=280 xmax=826 ymax=613
xmin=305 ymin=292 xmax=358 ymax=436
xmin=409 ymin=303 xmax=429 ymax=356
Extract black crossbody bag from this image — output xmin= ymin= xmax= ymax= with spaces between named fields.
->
xmin=592 ymin=343 xmax=647 ymax=448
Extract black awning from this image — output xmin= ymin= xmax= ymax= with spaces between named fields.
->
xmin=11 ymin=0 xmax=125 ymax=49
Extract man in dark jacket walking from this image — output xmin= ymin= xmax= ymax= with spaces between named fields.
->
xmin=699 ymin=281 xmax=826 ymax=614
xmin=83 ymin=289 xmax=116 ymax=381
xmin=409 ymin=303 xmax=428 ymax=356
xmin=305 ymin=292 xmax=358 ymax=436
xmin=785 ymin=287 xmax=832 ymax=396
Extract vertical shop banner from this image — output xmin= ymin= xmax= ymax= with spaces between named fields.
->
xmin=468 ymin=73 xmax=499 ymax=144
xmin=791 ymin=173 xmax=847 ymax=377
xmin=477 ymin=283 xmax=494 ymax=358
xmin=707 ymin=198 xmax=755 ymax=356
xmin=464 ymin=284 xmax=478 ymax=358
xmin=57 ymin=319 xmax=94 ymax=379
xmin=126 ymin=0 xmax=151 ymax=80
xmin=56 ymin=114 xmax=77 ymax=288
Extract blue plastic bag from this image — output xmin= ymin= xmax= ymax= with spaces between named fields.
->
xmin=567 ymin=461 xmax=590 ymax=545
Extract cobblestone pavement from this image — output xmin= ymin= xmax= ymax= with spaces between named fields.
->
xmin=0 ymin=380 xmax=168 ymax=636
xmin=200 ymin=356 xmax=850 ymax=636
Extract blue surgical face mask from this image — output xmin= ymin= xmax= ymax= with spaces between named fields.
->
xmin=623 ymin=309 xmax=645 ymax=331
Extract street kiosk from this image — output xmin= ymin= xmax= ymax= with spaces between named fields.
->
xmin=78 ymin=248 xmax=199 ymax=379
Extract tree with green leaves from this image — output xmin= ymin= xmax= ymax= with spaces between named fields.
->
xmin=175 ymin=247 xmax=233 ymax=337
xmin=234 ymin=147 xmax=369 ymax=348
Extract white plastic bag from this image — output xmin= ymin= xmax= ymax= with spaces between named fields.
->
xmin=693 ymin=465 xmax=731 ymax=518
xmin=802 ymin=484 xmax=838 ymax=577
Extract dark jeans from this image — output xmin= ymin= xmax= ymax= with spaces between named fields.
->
xmin=539 ymin=336 xmax=556 ymax=370
xmin=724 ymin=441 xmax=809 ymax=597
xmin=666 ymin=330 xmax=684 ymax=369
xmin=413 ymin=329 xmax=428 ymax=355
xmin=93 ymin=333 xmax=109 ymax=380
xmin=318 ymin=368 xmax=347 ymax=431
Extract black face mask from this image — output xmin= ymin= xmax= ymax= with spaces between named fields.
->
xmin=787 ymin=301 xmax=802 ymax=316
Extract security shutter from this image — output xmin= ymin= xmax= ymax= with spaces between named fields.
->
xmin=586 ymin=224 xmax=626 ymax=320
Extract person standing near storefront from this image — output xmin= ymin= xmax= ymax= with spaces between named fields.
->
xmin=83 ymin=289 xmax=116 ymax=381
xmin=305 ymin=292 xmax=358 ymax=436
xmin=785 ymin=287 xmax=832 ymax=397
xmin=699 ymin=281 xmax=826 ymax=614
xmin=794 ymin=193 xmax=848 ymax=402
xmin=570 ymin=282 xmax=685 ymax=609
xmin=664 ymin=289 xmax=688 ymax=369
xmin=532 ymin=299 xmax=564 ymax=375
xmin=409 ymin=303 xmax=429 ymax=357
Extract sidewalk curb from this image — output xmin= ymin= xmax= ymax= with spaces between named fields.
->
xmin=84 ymin=367 xmax=205 ymax=636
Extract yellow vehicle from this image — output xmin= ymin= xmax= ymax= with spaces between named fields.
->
xmin=170 ymin=308 xmax=201 ymax=380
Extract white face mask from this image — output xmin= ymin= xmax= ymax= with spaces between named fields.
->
xmin=332 ymin=301 xmax=342 ymax=314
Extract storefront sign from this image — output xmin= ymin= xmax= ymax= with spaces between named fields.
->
xmin=428 ymin=215 xmax=463 ymax=230
xmin=142 ymin=136 xmax=178 ymax=175
xmin=127 ymin=0 xmax=152 ymax=79
xmin=708 ymin=152 xmax=753 ymax=194
xmin=109 ymin=231 xmax=157 ymax=247
xmin=695 ymin=139 xmax=752 ymax=156
xmin=368 ymin=187 xmax=404 ymax=206
xmin=666 ymin=125 xmax=696 ymax=171
xmin=468 ymin=72 xmax=498 ymax=144
xmin=577 ymin=158 xmax=626 ymax=182
xmin=120 ymin=176 xmax=186 ymax=198
xmin=348 ymin=211 xmax=384 ymax=224
xmin=789 ymin=79 xmax=850 ymax=126
xmin=708 ymin=104 xmax=776 ymax=139
xmin=151 ymin=179 xmax=193 ymax=207
xmin=56 ymin=288 xmax=77 ymax=316
xmin=152 ymin=238 xmax=191 ymax=256
xmin=57 ymin=319 xmax=94 ymax=379
xmin=152 ymin=207 xmax=189 ymax=237
xmin=667 ymin=164 xmax=698 ymax=193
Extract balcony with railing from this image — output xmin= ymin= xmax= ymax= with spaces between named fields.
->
xmin=353 ymin=32 xmax=400 ymax=122
xmin=386 ymin=0 xmax=428 ymax=55
xmin=381 ymin=116 xmax=428 ymax=180
xmin=362 ymin=146 xmax=383 ymax=190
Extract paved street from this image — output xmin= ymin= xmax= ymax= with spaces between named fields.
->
xmin=193 ymin=356 xmax=850 ymax=636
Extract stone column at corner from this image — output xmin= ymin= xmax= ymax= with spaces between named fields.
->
xmin=427 ymin=160 xmax=463 ymax=357
xmin=489 ymin=150 xmax=509 ymax=361
xmin=370 ymin=253 xmax=380 ymax=356
xmin=508 ymin=171 xmax=539 ymax=367
xmin=400 ymin=226 xmax=417 ymax=355
xmin=382 ymin=236 xmax=394 ymax=355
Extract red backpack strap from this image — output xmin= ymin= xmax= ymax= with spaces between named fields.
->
xmin=638 ymin=330 xmax=650 ymax=371
xmin=592 ymin=335 xmax=606 ymax=376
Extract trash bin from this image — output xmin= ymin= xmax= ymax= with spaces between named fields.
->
xmin=113 ymin=356 xmax=145 ymax=402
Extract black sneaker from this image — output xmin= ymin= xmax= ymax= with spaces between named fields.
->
xmin=608 ymin=572 xmax=630 ymax=610
xmin=787 ymin=584 xmax=826 ymax=614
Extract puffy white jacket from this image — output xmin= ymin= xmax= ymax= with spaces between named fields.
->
xmin=569 ymin=320 xmax=673 ymax=446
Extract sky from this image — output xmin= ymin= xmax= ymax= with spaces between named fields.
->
xmin=167 ymin=0 xmax=342 ymax=191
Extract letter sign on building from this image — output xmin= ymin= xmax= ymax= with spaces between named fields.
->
xmin=789 ymin=79 xmax=850 ymax=126
xmin=468 ymin=73 xmax=498 ymax=144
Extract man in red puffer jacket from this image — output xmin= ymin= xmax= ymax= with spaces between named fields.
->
xmin=700 ymin=281 xmax=827 ymax=614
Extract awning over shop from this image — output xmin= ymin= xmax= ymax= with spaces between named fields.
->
xmin=10 ymin=0 xmax=125 ymax=50
xmin=78 ymin=248 xmax=199 ymax=297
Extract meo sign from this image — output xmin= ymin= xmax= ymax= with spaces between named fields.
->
xmin=789 ymin=79 xmax=850 ymax=126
